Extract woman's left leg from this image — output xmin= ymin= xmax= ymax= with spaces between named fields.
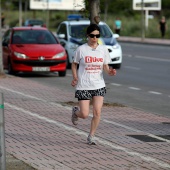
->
xmin=89 ymin=96 xmax=104 ymax=136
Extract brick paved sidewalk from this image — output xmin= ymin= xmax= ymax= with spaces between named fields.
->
xmin=0 ymin=76 xmax=170 ymax=170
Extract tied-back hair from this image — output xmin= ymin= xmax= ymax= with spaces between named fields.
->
xmin=86 ymin=24 xmax=100 ymax=35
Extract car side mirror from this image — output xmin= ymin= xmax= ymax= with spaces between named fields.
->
xmin=113 ymin=34 xmax=119 ymax=39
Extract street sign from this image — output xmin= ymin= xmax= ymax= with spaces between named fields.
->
xmin=133 ymin=0 xmax=161 ymax=11
xmin=30 ymin=0 xmax=85 ymax=10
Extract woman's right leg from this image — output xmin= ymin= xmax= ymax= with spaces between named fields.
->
xmin=76 ymin=100 xmax=90 ymax=119
xmin=72 ymin=100 xmax=90 ymax=125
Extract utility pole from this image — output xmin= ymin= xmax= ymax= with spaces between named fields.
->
xmin=141 ymin=0 xmax=145 ymax=41
xmin=19 ymin=0 xmax=22 ymax=26
xmin=0 ymin=0 xmax=4 ymax=74
xmin=46 ymin=0 xmax=49 ymax=28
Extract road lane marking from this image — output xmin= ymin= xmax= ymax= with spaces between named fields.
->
xmin=129 ymin=87 xmax=141 ymax=90
xmin=149 ymin=91 xmax=162 ymax=95
xmin=110 ymin=83 xmax=122 ymax=86
xmin=123 ymin=54 xmax=133 ymax=57
xmin=5 ymin=102 xmax=170 ymax=169
xmin=124 ymin=66 xmax=141 ymax=70
xmin=110 ymin=84 xmax=165 ymax=96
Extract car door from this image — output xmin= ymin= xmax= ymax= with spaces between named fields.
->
xmin=56 ymin=23 xmax=68 ymax=47
xmin=57 ymin=23 xmax=74 ymax=67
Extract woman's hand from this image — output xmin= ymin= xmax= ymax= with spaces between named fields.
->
xmin=103 ymin=64 xmax=116 ymax=76
xmin=71 ymin=77 xmax=78 ymax=87
xmin=108 ymin=68 xmax=116 ymax=76
xmin=71 ymin=62 xmax=78 ymax=87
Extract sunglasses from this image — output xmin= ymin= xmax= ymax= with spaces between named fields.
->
xmin=89 ymin=34 xmax=100 ymax=38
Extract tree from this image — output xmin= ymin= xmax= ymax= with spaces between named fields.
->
xmin=86 ymin=0 xmax=100 ymax=24
xmin=103 ymin=0 xmax=110 ymax=22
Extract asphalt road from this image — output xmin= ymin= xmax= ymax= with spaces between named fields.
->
xmin=18 ymin=42 xmax=170 ymax=118
xmin=105 ymin=42 xmax=170 ymax=117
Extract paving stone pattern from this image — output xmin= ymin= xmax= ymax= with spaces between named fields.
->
xmin=0 ymin=76 xmax=170 ymax=170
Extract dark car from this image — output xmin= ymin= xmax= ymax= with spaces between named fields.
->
xmin=24 ymin=19 xmax=46 ymax=27
xmin=2 ymin=27 xmax=67 ymax=76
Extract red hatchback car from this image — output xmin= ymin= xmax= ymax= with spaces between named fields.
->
xmin=2 ymin=27 xmax=67 ymax=76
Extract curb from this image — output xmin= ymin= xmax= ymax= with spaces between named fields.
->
xmin=118 ymin=36 xmax=170 ymax=46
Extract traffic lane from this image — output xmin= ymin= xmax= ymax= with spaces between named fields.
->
xmin=109 ymin=55 xmax=170 ymax=93
xmin=120 ymin=42 xmax=170 ymax=60
xmin=105 ymin=80 xmax=170 ymax=118
xmin=104 ymin=76 xmax=170 ymax=118
xmin=104 ymin=55 xmax=170 ymax=117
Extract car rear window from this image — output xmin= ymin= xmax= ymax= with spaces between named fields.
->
xmin=28 ymin=20 xmax=44 ymax=26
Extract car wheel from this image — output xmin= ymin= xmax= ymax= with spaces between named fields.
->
xmin=8 ymin=60 xmax=16 ymax=75
xmin=58 ymin=70 xmax=66 ymax=77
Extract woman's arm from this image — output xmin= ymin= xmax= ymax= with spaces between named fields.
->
xmin=71 ymin=62 xmax=78 ymax=86
xmin=103 ymin=64 xmax=116 ymax=76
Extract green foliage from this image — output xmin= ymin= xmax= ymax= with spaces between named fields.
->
xmin=100 ymin=0 xmax=133 ymax=15
xmin=162 ymin=0 xmax=170 ymax=8
xmin=9 ymin=19 xmax=19 ymax=27
xmin=49 ymin=13 xmax=66 ymax=30
xmin=105 ymin=13 xmax=170 ymax=39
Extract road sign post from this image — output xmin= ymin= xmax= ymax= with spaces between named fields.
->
xmin=0 ymin=93 xmax=6 ymax=170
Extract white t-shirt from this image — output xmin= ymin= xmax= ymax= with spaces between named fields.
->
xmin=73 ymin=43 xmax=111 ymax=90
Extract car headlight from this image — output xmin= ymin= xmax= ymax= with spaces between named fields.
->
xmin=53 ymin=51 xmax=65 ymax=59
xmin=113 ymin=44 xmax=119 ymax=49
xmin=14 ymin=52 xmax=28 ymax=59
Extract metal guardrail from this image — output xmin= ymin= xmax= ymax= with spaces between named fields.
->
xmin=0 ymin=93 xmax=6 ymax=170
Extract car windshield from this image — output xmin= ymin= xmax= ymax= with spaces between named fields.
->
xmin=69 ymin=24 xmax=113 ymax=38
xmin=12 ymin=30 xmax=58 ymax=44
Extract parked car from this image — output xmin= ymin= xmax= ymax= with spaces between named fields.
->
xmin=24 ymin=19 xmax=46 ymax=27
xmin=2 ymin=26 xmax=67 ymax=76
xmin=56 ymin=17 xmax=122 ymax=69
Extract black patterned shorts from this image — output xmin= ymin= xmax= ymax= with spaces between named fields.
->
xmin=75 ymin=87 xmax=106 ymax=101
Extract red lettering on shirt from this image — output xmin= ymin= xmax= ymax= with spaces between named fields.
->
xmin=85 ymin=56 xmax=103 ymax=63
